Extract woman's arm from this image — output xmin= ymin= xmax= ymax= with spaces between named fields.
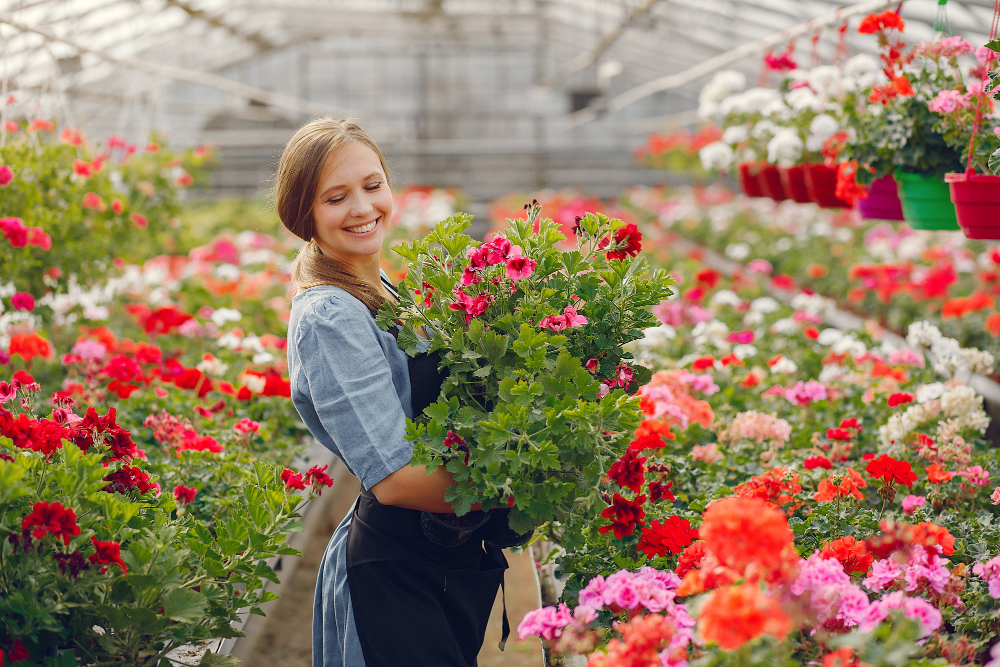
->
xmin=370 ymin=464 xmax=481 ymax=514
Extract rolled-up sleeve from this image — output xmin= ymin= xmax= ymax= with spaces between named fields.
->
xmin=297 ymin=299 xmax=412 ymax=490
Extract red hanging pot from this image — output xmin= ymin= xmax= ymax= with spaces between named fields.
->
xmin=804 ymin=163 xmax=851 ymax=208
xmin=946 ymin=171 xmax=1000 ymax=239
xmin=737 ymin=163 xmax=766 ymax=198
xmin=778 ymin=165 xmax=812 ymax=204
xmin=856 ymin=175 xmax=905 ymax=221
xmin=759 ymin=165 xmax=788 ymax=202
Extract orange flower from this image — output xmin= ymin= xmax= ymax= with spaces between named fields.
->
xmin=698 ymin=583 xmax=793 ymax=650
xmin=820 ymin=535 xmax=873 ymax=574
xmin=740 ymin=372 xmax=761 ymax=388
xmin=822 ymin=647 xmax=865 ymax=667
xmin=858 ymin=10 xmax=905 ymax=34
xmin=986 ymin=312 xmax=1000 ymax=337
xmin=911 ymin=521 xmax=955 ymax=556
xmin=925 ymin=464 xmax=956 ymax=484
xmin=807 ymin=264 xmax=829 ymax=279
xmin=734 ymin=467 xmax=802 ymax=507
xmin=813 ymin=468 xmax=868 ymax=502
xmin=635 ymin=418 xmax=676 ymax=442
xmin=8 ymin=332 xmax=53 ymax=361
xmin=589 ymin=614 xmax=676 ymax=667
xmin=699 ymin=496 xmax=795 ymax=579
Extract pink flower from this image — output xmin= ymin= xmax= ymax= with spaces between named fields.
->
xmin=578 ymin=574 xmax=608 ymax=608
xmin=516 ymin=603 xmax=574 ymax=640
xmin=746 ymin=258 xmax=773 ymax=274
xmin=605 ymin=570 xmax=641 ymax=609
xmin=540 ymin=305 xmax=587 ymax=331
xmin=727 ymin=330 xmax=755 ymax=344
xmin=691 ymin=443 xmax=723 ymax=464
xmin=928 ymin=89 xmax=970 ymax=114
xmin=887 ymin=348 xmax=925 ymax=367
xmin=505 ymin=254 xmax=537 ymax=280
xmin=71 ymin=339 xmax=107 ymax=360
xmin=0 ymin=217 xmax=27 ymax=247
xmin=959 ymin=465 xmax=991 ymax=488
xmin=176 ymin=172 xmax=193 ymax=187
xmin=173 ymin=485 xmax=197 ymax=504
xmin=111 ymin=199 xmax=124 ymax=215
xmin=10 ymin=292 xmax=34 ymax=311
xmin=460 ymin=266 xmax=481 ymax=286
xmin=563 ymin=306 xmax=587 ymax=328
xmin=791 ymin=553 xmax=872 ymax=628
xmin=863 ymin=558 xmax=903 ymax=592
xmin=973 ymin=556 xmax=1000 ymax=598
xmin=81 ymin=192 xmax=105 ymax=211
xmin=991 ymin=487 xmax=1000 ymax=504
xmin=130 ymin=213 xmax=148 ymax=228
xmin=901 ymin=495 xmax=926 ymax=515
xmin=0 ymin=165 xmax=12 ymax=186
xmin=60 ymin=127 xmax=83 ymax=146
xmin=978 ymin=45 xmax=1000 ymax=64
xmin=233 ymin=418 xmax=260 ymax=436
xmin=902 ymin=545 xmax=950 ymax=594
xmin=586 ymin=358 xmax=599 ymax=374
xmin=784 ymin=380 xmax=828 ymax=407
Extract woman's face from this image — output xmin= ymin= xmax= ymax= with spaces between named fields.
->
xmin=311 ymin=141 xmax=393 ymax=263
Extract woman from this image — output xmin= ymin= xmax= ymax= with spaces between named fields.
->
xmin=279 ymin=117 xmax=507 ymax=667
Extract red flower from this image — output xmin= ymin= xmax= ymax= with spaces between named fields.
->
xmin=21 ymin=501 xmax=80 ymax=545
xmin=887 ymin=392 xmax=914 ymax=407
xmin=607 ymin=449 xmax=647 ymax=494
xmin=8 ymin=332 xmax=52 ymax=361
xmin=177 ymin=434 xmax=224 ymax=454
xmin=306 ymin=464 xmax=335 ymax=494
xmin=804 ymin=326 xmax=820 ymax=340
xmin=826 ymin=428 xmax=852 ymax=441
xmin=598 ymin=493 xmax=646 ymax=539
xmin=89 ymin=535 xmax=127 ymax=574
xmin=865 ymin=455 xmax=916 ymax=487
xmin=173 ymin=485 xmax=197 ymax=504
xmin=839 ymin=418 xmax=862 ymax=431
xmin=691 ymin=355 xmax=715 ymax=371
xmin=281 ymin=468 xmax=307 ymax=491
xmin=804 ymin=456 xmax=832 ymax=470
xmin=10 ymin=292 xmax=34 ymax=311
xmin=858 ymin=10 xmax=905 ymax=34
xmin=443 ymin=430 xmax=471 ymax=465
xmin=820 ymin=535 xmax=873 ymax=574
xmin=648 ymin=480 xmax=676 ymax=503
xmin=734 ymin=468 xmax=802 ymax=507
xmin=598 ymin=223 xmax=642 ymax=261
xmin=8 ymin=640 xmax=29 ymax=662
xmin=637 ymin=516 xmax=699 ymax=558
xmin=103 ymin=465 xmax=155 ymax=495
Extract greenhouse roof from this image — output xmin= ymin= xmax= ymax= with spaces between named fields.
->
xmin=1 ymin=0 xmax=995 ymax=130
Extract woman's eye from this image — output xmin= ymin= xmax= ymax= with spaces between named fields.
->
xmin=327 ymin=196 xmax=346 ymax=204
xmin=365 ymin=183 xmax=382 ymax=191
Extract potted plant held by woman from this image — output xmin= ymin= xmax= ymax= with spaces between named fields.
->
xmin=378 ymin=203 xmax=674 ymax=547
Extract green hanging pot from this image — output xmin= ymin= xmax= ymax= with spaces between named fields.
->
xmin=895 ymin=169 xmax=959 ymax=231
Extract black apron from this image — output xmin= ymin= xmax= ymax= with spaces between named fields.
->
xmin=345 ymin=279 xmax=508 ymax=667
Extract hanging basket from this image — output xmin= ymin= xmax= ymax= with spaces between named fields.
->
xmin=895 ymin=170 xmax=959 ymax=231
xmin=946 ymin=171 xmax=1000 ymax=239
xmin=737 ymin=163 xmax=766 ymax=198
xmin=778 ymin=165 xmax=813 ymax=204
xmin=856 ymin=175 xmax=905 ymax=221
xmin=760 ymin=165 xmax=788 ymax=202
xmin=804 ymin=163 xmax=851 ymax=208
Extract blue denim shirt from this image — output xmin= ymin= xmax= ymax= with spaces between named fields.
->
xmin=286 ymin=281 xmax=413 ymax=667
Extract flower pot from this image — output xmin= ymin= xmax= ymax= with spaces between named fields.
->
xmin=804 ymin=163 xmax=851 ymax=208
xmin=419 ymin=509 xmax=491 ymax=547
xmin=759 ymin=165 xmax=788 ymax=202
xmin=856 ymin=175 xmax=904 ymax=220
xmin=737 ymin=163 xmax=766 ymax=198
xmin=778 ymin=165 xmax=812 ymax=204
xmin=946 ymin=171 xmax=1000 ymax=240
xmin=480 ymin=507 xmax=534 ymax=549
xmin=895 ymin=170 xmax=959 ymax=231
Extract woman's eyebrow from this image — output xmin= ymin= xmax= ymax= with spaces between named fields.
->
xmin=318 ymin=172 xmax=383 ymax=197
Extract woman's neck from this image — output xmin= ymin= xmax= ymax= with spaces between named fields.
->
xmin=315 ymin=240 xmax=383 ymax=286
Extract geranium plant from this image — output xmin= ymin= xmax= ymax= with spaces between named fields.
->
xmin=378 ymin=203 xmax=674 ymax=537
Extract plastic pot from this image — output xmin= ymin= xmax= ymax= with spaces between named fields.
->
xmin=895 ymin=170 xmax=959 ymax=231
xmin=856 ymin=175 xmax=905 ymax=221
xmin=759 ymin=165 xmax=788 ymax=201
xmin=804 ymin=163 xmax=851 ymax=208
xmin=479 ymin=507 xmax=534 ymax=549
xmin=778 ymin=165 xmax=812 ymax=204
xmin=419 ymin=509 xmax=491 ymax=547
xmin=737 ymin=163 xmax=766 ymax=198
xmin=946 ymin=171 xmax=1000 ymax=240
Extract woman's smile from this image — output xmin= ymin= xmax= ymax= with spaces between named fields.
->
xmin=343 ymin=217 xmax=380 ymax=234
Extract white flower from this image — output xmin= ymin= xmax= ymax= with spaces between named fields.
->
xmin=771 ymin=318 xmax=799 ymax=335
xmin=790 ymin=292 xmax=828 ymax=315
xmin=692 ymin=320 xmax=730 ymax=349
xmin=832 ymin=334 xmax=866 ymax=357
xmin=762 ymin=99 xmax=792 ymax=120
xmin=786 ymin=88 xmax=823 ymax=112
xmin=197 ymin=355 xmax=230 ymax=377
xmin=214 ymin=263 xmax=241 ymax=281
xmin=805 ymin=114 xmax=840 ymax=152
xmin=218 ymin=332 xmax=243 ymax=350
xmin=771 ymin=357 xmax=798 ymax=374
xmin=698 ymin=70 xmax=747 ymax=118
xmin=711 ymin=289 xmax=742 ymax=307
xmin=240 ymin=373 xmax=266 ymax=394
xmin=241 ymin=334 xmax=265 ymax=354
xmin=722 ymin=125 xmax=749 ymax=144
xmin=819 ymin=364 xmax=847 ymax=382
xmin=916 ymin=382 xmax=945 ymax=403
xmin=750 ymin=297 xmax=779 ymax=314
xmin=774 ymin=237 xmax=793 ymax=252
xmin=751 ymin=120 xmax=778 ymax=140
xmin=699 ymin=141 xmax=736 ymax=172
xmin=940 ymin=385 xmax=983 ymax=421
xmin=733 ymin=344 xmax=758 ymax=359
xmin=807 ymin=66 xmax=841 ymax=94
xmin=642 ymin=325 xmax=677 ymax=348
xmin=721 ymin=88 xmax=780 ymax=116
xmin=211 ymin=307 xmax=243 ymax=327
xmin=767 ymin=129 xmax=804 ymax=167
xmin=845 ymin=54 xmax=880 ymax=88
xmin=725 ymin=242 xmax=751 ymax=260
xmin=743 ymin=311 xmax=765 ymax=327
xmin=253 ymin=352 xmax=276 ymax=365
xmin=906 ymin=321 xmax=942 ymax=348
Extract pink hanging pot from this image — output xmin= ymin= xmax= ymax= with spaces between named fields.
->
xmin=946 ymin=170 xmax=1000 ymax=239
xmin=778 ymin=165 xmax=813 ymax=204
xmin=856 ymin=175 xmax=905 ymax=221
xmin=804 ymin=163 xmax=851 ymax=208
xmin=737 ymin=163 xmax=766 ymax=198
xmin=760 ymin=165 xmax=788 ymax=201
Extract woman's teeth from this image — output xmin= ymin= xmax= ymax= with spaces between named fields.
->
xmin=345 ymin=219 xmax=377 ymax=234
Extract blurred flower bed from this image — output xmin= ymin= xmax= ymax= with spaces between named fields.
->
xmin=0 ymin=122 xmax=332 ymax=664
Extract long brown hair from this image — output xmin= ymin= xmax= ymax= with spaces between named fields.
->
xmin=276 ymin=117 xmax=392 ymax=314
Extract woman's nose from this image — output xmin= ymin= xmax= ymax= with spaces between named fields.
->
xmin=350 ymin=194 xmax=374 ymax=218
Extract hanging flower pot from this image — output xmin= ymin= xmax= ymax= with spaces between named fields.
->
xmin=804 ymin=163 xmax=851 ymax=208
xmin=759 ymin=165 xmax=788 ymax=202
xmin=856 ymin=175 xmax=905 ymax=221
xmin=895 ymin=170 xmax=959 ymax=231
xmin=946 ymin=171 xmax=1000 ymax=239
xmin=737 ymin=163 xmax=766 ymax=198
xmin=778 ymin=165 xmax=812 ymax=204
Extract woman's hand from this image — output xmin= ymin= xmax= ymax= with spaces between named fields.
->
xmin=370 ymin=464 xmax=481 ymax=514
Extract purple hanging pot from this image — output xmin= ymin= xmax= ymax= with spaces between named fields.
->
xmin=856 ymin=175 xmax=905 ymax=221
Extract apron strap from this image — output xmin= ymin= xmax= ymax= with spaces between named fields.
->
xmin=498 ymin=570 xmax=510 ymax=651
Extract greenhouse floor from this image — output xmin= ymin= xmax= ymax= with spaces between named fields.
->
xmin=240 ymin=471 xmax=545 ymax=667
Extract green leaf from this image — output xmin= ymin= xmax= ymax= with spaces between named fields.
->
xmin=396 ymin=326 xmax=422 ymax=357
xmin=198 ymin=653 xmax=242 ymax=667
xmin=161 ymin=588 xmax=209 ymax=623
xmin=990 ymin=147 xmax=1000 ymax=177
